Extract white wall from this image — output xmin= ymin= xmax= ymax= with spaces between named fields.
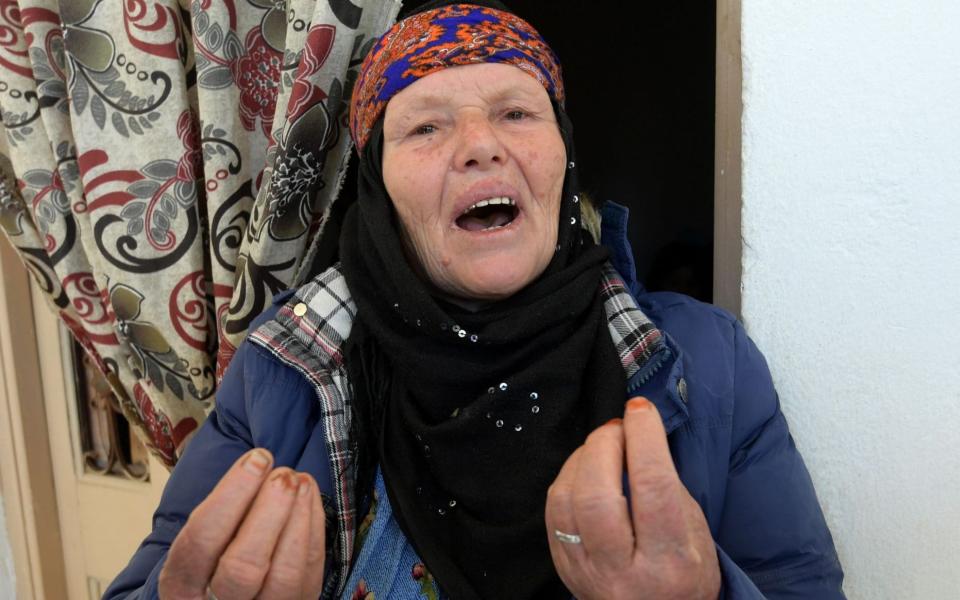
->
xmin=740 ymin=2 xmax=960 ymax=598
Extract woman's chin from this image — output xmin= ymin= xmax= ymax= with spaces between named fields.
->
xmin=444 ymin=263 xmax=542 ymax=301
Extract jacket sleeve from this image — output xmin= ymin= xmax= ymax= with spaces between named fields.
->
xmin=103 ymin=319 xmax=330 ymax=598
xmin=715 ymin=321 xmax=845 ymax=600
xmin=101 ymin=340 xmax=261 ymax=599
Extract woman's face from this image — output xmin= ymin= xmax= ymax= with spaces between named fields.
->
xmin=382 ymin=62 xmax=567 ymax=301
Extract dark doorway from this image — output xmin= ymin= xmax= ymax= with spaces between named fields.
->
xmin=504 ymin=1 xmax=716 ymax=302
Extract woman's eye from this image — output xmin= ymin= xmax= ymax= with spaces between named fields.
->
xmin=413 ymin=124 xmax=436 ymax=135
xmin=505 ymin=110 xmax=526 ymax=121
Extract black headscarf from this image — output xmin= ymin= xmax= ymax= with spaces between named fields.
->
xmin=339 ymin=3 xmax=627 ymax=598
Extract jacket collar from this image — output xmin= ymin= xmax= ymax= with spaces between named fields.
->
xmin=262 ymin=258 xmax=689 ymax=438
xmin=600 ymin=264 xmax=689 ymax=434
xmin=600 ymin=201 xmax=645 ymax=298
xmin=599 ymin=200 xmax=690 ymax=434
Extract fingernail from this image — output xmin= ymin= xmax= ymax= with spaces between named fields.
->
xmin=270 ymin=469 xmax=297 ymax=493
xmin=297 ymin=474 xmax=311 ymax=497
xmin=605 ymin=418 xmax=623 ymax=426
xmin=243 ymin=449 xmax=271 ymax=475
xmin=626 ymin=397 xmax=652 ymax=413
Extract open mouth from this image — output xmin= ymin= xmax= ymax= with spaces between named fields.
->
xmin=455 ymin=197 xmax=519 ymax=232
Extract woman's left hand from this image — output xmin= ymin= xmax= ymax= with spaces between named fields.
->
xmin=545 ymin=396 xmax=721 ymax=600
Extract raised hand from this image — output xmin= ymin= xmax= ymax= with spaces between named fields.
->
xmin=158 ymin=448 xmax=326 ymax=599
xmin=545 ymin=397 xmax=720 ymax=600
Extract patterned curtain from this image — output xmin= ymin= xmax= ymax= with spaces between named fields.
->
xmin=0 ymin=0 xmax=401 ymax=467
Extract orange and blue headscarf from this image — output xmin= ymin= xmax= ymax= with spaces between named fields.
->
xmin=349 ymin=3 xmax=565 ymax=153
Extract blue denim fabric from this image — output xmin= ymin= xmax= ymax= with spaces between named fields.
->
xmin=339 ymin=469 xmax=445 ymax=599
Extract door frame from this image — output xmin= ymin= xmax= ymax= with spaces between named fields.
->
xmin=714 ymin=0 xmax=743 ymax=317
xmin=0 ymin=239 xmax=68 ymax=599
xmin=1 ymin=233 xmax=170 ymax=599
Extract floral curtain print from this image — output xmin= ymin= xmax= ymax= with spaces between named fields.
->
xmin=0 ymin=0 xmax=401 ymax=466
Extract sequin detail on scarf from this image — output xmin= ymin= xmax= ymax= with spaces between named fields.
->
xmin=248 ymin=262 xmax=666 ymax=597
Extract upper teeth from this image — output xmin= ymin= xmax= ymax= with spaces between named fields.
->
xmin=463 ymin=197 xmax=515 ymax=214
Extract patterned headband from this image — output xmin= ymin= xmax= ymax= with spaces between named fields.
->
xmin=349 ymin=3 xmax=565 ymax=153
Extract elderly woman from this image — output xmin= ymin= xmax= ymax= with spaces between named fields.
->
xmin=106 ymin=1 xmax=844 ymax=599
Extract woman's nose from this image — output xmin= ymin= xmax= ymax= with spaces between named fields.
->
xmin=453 ymin=115 xmax=505 ymax=171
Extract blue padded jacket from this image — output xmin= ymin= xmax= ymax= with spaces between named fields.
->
xmin=104 ymin=202 xmax=844 ymax=599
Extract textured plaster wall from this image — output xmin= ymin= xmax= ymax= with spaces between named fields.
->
xmin=740 ymin=2 xmax=960 ymax=598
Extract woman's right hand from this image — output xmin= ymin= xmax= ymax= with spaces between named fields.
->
xmin=158 ymin=448 xmax=326 ymax=599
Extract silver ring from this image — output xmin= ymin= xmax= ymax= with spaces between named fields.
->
xmin=554 ymin=529 xmax=582 ymax=544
